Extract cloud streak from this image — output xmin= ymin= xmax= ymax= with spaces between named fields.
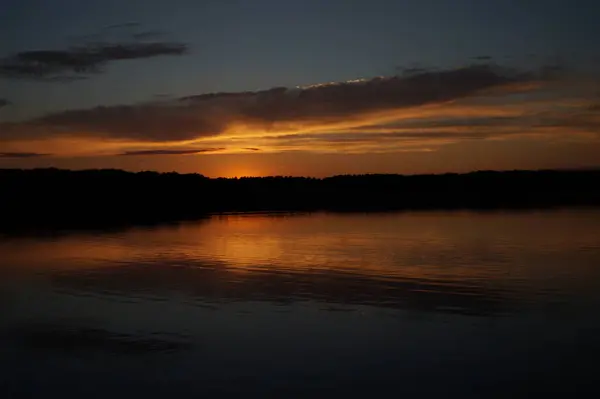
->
xmin=0 ymin=152 xmax=49 ymax=158
xmin=119 ymin=148 xmax=225 ymax=156
xmin=0 ymin=26 xmax=188 ymax=81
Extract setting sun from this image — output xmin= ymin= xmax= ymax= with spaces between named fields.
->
xmin=223 ymin=167 xmax=264 ymax=178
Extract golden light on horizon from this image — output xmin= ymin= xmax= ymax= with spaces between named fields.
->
xmin=221 ymin=166 xmax=264 ymax=178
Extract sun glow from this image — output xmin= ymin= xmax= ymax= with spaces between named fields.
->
xmin=222 ymin=167 xmax=263 ymax=178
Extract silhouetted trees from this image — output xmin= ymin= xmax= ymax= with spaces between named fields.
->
xmin=1 ymin=168 xmax=599 ymax=231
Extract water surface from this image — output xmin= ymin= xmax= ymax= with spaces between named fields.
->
xmin=1 ymin=210 xmax=599 ymax=397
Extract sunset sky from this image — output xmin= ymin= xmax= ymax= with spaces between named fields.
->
xmin=1 ymin=0 xmax=599 ymax=177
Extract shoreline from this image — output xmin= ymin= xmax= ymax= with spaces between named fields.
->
xmin=2 ymin=168 xmax=599 ymax=233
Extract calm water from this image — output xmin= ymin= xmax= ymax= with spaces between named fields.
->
xmin=1 ymin=210 xmax=600 ymax=397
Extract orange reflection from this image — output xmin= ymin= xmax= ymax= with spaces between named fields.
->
xmin=2 ymin=211 xmax=600 ymax=284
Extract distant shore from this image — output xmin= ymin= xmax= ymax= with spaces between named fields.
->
xmin=2 ymin=168 xmax=599 ymax=232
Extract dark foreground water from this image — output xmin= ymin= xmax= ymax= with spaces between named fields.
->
xmin=1 ymin=209 xmax=599 ymax=397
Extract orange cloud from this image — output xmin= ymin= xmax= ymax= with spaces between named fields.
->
xmin=2 ymin=62 xmax=599 ymax=157
xmin=1 ymin=64 xmax=535 ymax=140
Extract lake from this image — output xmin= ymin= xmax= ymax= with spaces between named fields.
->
xmin=1 ymin=209 xmax=599 ymax=397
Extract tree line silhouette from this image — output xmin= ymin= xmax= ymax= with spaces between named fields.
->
xmin=1 ymin=168 xmax=599 ymax=231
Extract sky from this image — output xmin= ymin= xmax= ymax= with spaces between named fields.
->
xmin=1 ymin=0 xmax=599 ymax=177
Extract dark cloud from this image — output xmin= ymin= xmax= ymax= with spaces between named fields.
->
xmin=261 ymin=130 xmax=516 ymax=146
xmin=0 ymin=152 xmax=49 ymax=158
xmin=0 ymin=26 xmax=188 ymax=81
xmin=473 ymin=55 xmax=493 ymax=61
xmin=0 ymin=63 xmax=544 ymax=143
xmin=384 ymin=116 xmax=522 ymax=129
xmin=0 ymin=99 xmax=11 ymax=108
xmin=119 ymin=148 xmax=225 ymax=156
xmin=244 ymin=148 xmax=261 ymax=151
xmin=536 ymin=109 xmax=600 ymax=132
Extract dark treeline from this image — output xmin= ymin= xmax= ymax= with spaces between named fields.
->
xmin=1 ymin=168 xmax=599 ymax=231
